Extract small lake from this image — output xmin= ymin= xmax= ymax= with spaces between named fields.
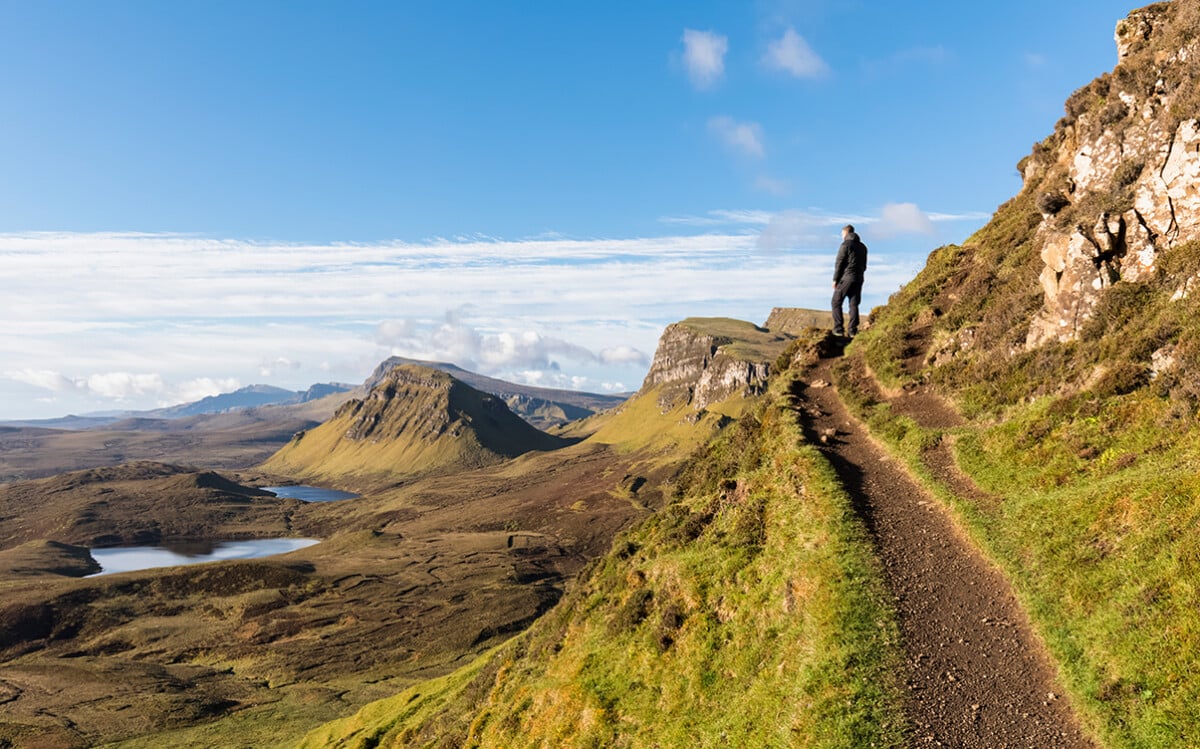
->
xmin=262 ymin=485 xmax=360 ymax=502
xmin=88 ymin=538 xmax=319 ymax=576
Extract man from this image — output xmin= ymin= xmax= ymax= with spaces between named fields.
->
xmin=831 ymin=224 xmax=867 ymax=338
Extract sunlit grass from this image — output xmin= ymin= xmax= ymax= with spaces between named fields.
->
xmin=295 ymin=368 xmax=907 ymax=748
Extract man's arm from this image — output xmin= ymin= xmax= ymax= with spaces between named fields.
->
xmin=832 ymin=240 xmax=849 ymax=283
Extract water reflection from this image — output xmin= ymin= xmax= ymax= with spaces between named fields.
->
xmin=262 ymin=485 xmax=359 ymax=502
xmin=88 ymin=538 xmax=319 ymax=576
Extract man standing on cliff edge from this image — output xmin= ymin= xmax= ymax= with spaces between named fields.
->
xmin=832 ymin=224 xmax=868 ymax=339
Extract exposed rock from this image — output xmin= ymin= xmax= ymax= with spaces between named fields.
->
xmin=639 ymin=318 xmax=788 ymax=412
xmin=1025 ymin=2 xmax=1200 ymax=347
xmin=1150 ymin=343 xmax=1179 ymax=378
xmin=365 ymin=356 xmax=627 ymax=429
xmin=264 ymin=364 xmax=568 ymax=487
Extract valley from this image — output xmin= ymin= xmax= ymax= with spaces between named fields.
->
xmin=6 ymin=3 xmax=1200 ymax=747
xmin=0 ymin=319 xmax=784 ymax=748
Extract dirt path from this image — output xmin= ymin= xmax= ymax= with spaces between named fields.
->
xmin=793 ymin=355 xmax=1096 ymax=748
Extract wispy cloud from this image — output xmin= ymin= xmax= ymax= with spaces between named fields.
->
xmin=873 ymin=202 xmax=937 ymax=238
xmin=708 ymin=115 xmax=766 ymax=158
xmin=754 ymin=175 xmax=792 ymax=196
xmin=762 ymin=28 xmax=828 ymax=78
xmin=658 ymin=209 xmax=774 ymax=227
xmin=681 ymin=29 xmax=728 ymax=90
xmin=0 ymin=221 xmax=971 ymax=419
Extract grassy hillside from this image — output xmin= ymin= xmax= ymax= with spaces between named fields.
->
xmin=295 ymin=334 xmax=907 ymax=748
xmin=262 ymin=365 xmax=566 ymax=489
xmin=840 ymin=7 xmax=1200 ymax=741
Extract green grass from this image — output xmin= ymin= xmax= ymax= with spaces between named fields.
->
xmin=674 ymin=317 xmax=792 ymax=362
xmin=834 ymin=353 xmax=1200 ymax=748
xmin=295 ymin=366 xmax=908 ymax=748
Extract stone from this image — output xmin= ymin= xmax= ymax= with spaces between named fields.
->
xmin=1025 ymin=12 xmax=1200 ymax=350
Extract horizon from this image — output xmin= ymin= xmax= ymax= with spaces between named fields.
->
xmin=0 ymin=0 xmax=1139 ymax=420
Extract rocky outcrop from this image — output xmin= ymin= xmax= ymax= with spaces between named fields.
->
xmin=764 ymin=307 xmax=835 ymax=336
xmin=1024 ymin=1 xmax=1200 ymax=347
xmin=265 ymin=365 xmax=567 ymax=487
xmin=639 ymin=319 xmax=788 ymax=412
xmin=365 ymin=357 xmax=626 ymax=428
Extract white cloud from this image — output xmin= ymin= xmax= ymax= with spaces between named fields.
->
xmin=681 ymin=29 xmax=728 ymax=90
xmin=708 ymin=116 xmax=766 ymax=158
xmin=599 ymin=346 xmax=650 ymax=366
xmin=658 ymin=208 xmax=775 ymax=227
xmin=6 ymin=368 xmax=77 ymax=393
xmin=762 ymin=28 xmax=828 ymax=78
xmin=174 ymin=377 xmax=241 ymax=404
xmin=0 ymin=225 xmax=968 ymax=419
xmin=259 ymin=357 xmax=301 ymax=377
xmin=84 ymin=372 xmax=165 ymax=400
xmin=756 ymin=210 xmax=821 ymax=251
xmin=872 ymin=202 xmax=937 ymax=238
xmin=754 ymin=175 xmax=791 ymax=195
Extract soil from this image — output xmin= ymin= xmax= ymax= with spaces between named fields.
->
xmin=794 ymin=351 xmax=1097 ymax=748
xmin=0 ymin=440 xmax=664 ymax=748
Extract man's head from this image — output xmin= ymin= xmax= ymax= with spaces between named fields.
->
xmin=842 ymin=224 xmax=855 ymax=238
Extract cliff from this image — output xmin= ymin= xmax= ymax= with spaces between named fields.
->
xmin=1019 ymin=1 xmax=1200 ymax=346
xmin=639 ymin=318 xmax=788 ymax=412
xmin=365 ymin=356 xmax=627 ymax=429
xmin=294 ymin=330 xmax=905 ymax=748
xmin=845 ymin=3 xmax=1200 ymax=743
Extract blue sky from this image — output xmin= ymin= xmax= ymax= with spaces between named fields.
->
xmin=0 ymin=0 xmax=1142 ymax=419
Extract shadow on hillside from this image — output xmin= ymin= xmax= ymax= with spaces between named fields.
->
xmin=788 ymin=362 xmax=880 ymax=541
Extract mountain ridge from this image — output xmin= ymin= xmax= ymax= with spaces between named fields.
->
xmin=261 ymin=364 xmax=571 ymax=489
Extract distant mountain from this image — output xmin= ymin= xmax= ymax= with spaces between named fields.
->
xmin=147 ymin=383 xmax=354 ymax=418
xmin=368 ymin=357 xmax=628 ymax=429
xmin=0 ymin=382 xmax=355 ymax=429
xmin=262 ymin=364 xmax=570 ymax=489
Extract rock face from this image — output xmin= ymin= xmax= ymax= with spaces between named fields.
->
xmin=639 ymin=318 xmax=788 ymax=412
xmin=1024 ymin=1 xmax=1200 ymax=346
xmin=264 ymin=365 xmax=567 ymax=487
xmin=365 ymin=357 xmax=627 ymax=429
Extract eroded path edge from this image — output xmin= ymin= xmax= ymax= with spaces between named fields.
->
xmin=793 ymin=354 xmax=1097 ymax=748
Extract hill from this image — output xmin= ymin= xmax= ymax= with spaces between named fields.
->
xmin=295 ymin=329 xmax=912 ymax=748
xmin=293 ymin=5 xmax=1200 ymax=747
xmin=0 ymin=462 xmax=296 ymax=554
xmin=0 ymin=317 xmax=792 ymax=748
xmin=261 ymin=364 xmax=573 ymax=489
xmin=836 ymin=2 xmax=1200 ymax=744
xmin=366 ymin=356 xmax=628 ymax=429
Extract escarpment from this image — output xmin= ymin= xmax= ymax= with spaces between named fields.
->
xmin=1023 ymin=0 xmax=1200 ymax=346
xmin=263 ymin=364 xmax=568 ymax=487
xmin=640 ymin=318 xmax=788 ymax=412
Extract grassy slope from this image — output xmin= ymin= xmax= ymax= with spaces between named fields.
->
xmin=262 ymin=366 xmax=564 ymax=490
xmin=845 ymin=46 xmax=1200 ymax=741
xmin=295 ymin=348 xmax=907 ymax=748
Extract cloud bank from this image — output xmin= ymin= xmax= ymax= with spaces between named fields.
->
xmin=0 ymin=212 xmax=980 ymax=419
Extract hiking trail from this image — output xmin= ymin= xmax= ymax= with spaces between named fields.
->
xmin=793 ymin=350 xmax=1096 ymax=748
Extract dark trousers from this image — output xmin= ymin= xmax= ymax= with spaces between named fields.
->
xmin=831 ymin=276 xmax=863 ymax=336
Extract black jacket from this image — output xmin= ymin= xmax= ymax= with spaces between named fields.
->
xmin=833 ymin=231 xmax=868 ymax=283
